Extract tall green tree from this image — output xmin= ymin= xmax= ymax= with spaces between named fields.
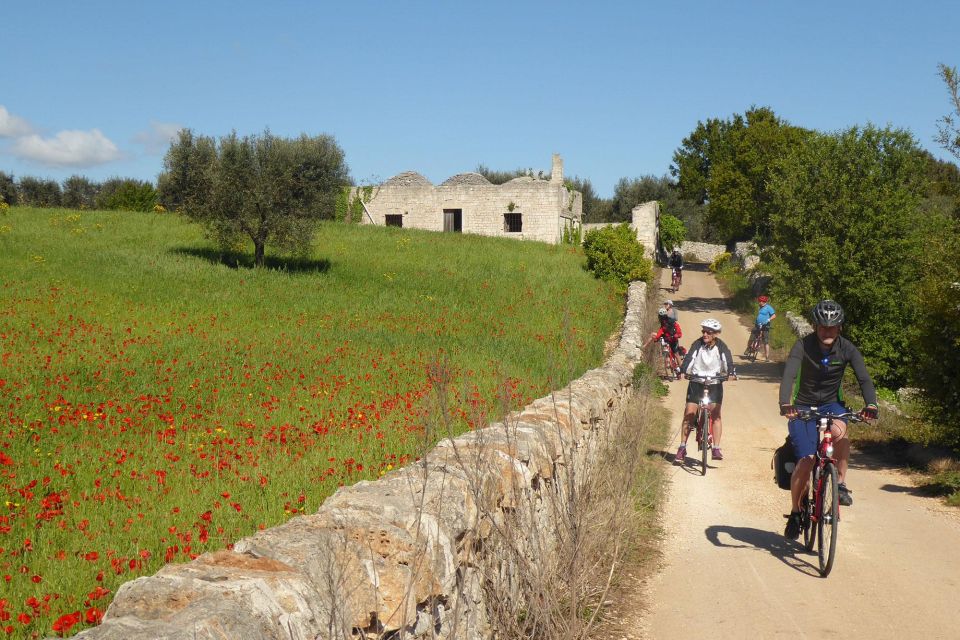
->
xmin=765 ymin=125 xmax=929 ymax=386
xmin=159 ymin=129 xmax=350 ymax=267
xmin=158 ymin=129 xmax=216 ymax=212
xmin=936 ymin=63 xmax=960 ymax=161
xmin=672 ymin=106 xmax=810 ymax=242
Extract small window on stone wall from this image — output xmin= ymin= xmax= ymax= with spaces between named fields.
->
xmin=385 ymin=214 xmax=403 ymax=228
xmin=504 ymin=213 xmax=522 ymax=233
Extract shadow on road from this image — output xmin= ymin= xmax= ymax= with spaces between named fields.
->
xmin=704 ymin=524 xmax=821 ymax=577
xmin=673 ymin=296 xmax=732 ymax=314
xmin=731 ymin=360 xmax=782 ymax=382
xmin=648 ymin=448 xmax=714 ymax=475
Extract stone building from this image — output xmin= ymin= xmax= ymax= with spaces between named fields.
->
xmin=352 ymin=154 xmax=582 ymax=244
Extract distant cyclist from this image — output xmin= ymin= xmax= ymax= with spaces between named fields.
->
xmin=676 ymin=318 xmax=737 ymax=462
xmin=747 ymin=295 xmax=777 ymax=361
xmin=669 ymin=248 xmax=684 ymax=277
xmin=663 ymin=299 xmax=678 ymax=323
xmin=779 ymin=299 xmax=879 ymax=540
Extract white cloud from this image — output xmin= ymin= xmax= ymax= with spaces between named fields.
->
xmin=0 ymin=105 xmax=34 ymax=137
xmin=12 ymin=129 xmax=121 ymax=167
xmin=133 ymin=121 xmax=183 ymax=154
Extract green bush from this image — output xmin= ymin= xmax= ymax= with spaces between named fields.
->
xmin=658 ymin=212 xmax=686 ymax=251
xmin=582 ymin=223 xmax=652 ymax=288
xmin=17 ymin=176 xmax=62 ymax=207
xmin=97 ymin=178 xmax=158 ymax=212
xmin=708 ymin=251 xmax=732 ymax=272
xmin=0 ymin=171 xmax=16 ymax=206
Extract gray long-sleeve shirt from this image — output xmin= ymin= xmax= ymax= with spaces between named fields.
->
xmin=779 ymin=333 xmax=877 ymax=407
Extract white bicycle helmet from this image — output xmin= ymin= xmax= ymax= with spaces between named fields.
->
xmin=701 ymin=318 xmax=722 ymax=332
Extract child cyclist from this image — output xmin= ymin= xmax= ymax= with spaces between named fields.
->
xmin=644 ymin=309 xmax=684 ymax=376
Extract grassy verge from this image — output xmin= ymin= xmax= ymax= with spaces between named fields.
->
xmin=0 ymin=206 xmax=623 ymax=637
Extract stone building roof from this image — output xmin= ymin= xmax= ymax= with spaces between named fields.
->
xmin=383 ymin=171 xmax=433 ymax=187
xmin=440 ymin=172 xmax=492 ymax=186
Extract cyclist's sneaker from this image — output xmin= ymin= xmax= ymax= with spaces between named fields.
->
xmin=784 ymin=511 xmax=802 ymax=540
xmin=674 ymin=367 xmax=682 ymax=377
xmin=674 ymin=446 xmax=686 ymax=464
xmin=838 ymin=483 xmax=853 ymax=506
xmin=711 ymin=447 xmax=723 ymax=460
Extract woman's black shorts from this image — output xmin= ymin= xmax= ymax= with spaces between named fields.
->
xmin=685 ymin=380 xmax=723 ymax=405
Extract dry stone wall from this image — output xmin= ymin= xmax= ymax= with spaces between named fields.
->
xmin=69 ymin=283 xmax=649 ymax=640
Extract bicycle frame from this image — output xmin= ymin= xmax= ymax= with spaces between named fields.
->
xmin=659 ymin=337 xmax=679 ymax=380
xmin=671 ymin=268 xmax=682 ymax=292
xmin=687 ymin=375 xmax=726 ymax=475
xmin=794 ymin=409 xmax=863 ymax=577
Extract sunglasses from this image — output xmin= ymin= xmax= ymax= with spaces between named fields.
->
xmin=702 ymin=329 xmax=718 ymax=335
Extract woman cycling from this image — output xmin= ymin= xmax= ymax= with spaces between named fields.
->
xmin=676 ymin=318 xmax=737 ymax=462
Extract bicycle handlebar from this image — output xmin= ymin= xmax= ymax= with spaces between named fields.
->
xmin=686 ymin=374 xmax=729 ymax=385
xmin=793 ymin=409 xmax=865 ymax=424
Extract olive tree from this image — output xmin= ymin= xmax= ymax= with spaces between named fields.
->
xmin=159 ymin=129 xmax=350 ymax=267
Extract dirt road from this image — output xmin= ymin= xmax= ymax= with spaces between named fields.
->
xmin=634 ymin=265 xmax=960 ymax=639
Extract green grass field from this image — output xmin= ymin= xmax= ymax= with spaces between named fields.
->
xmin=0 ymin=206 xmax=622 ymax=637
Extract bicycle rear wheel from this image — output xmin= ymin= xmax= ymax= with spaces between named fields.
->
xmin=697 ymin=409 xmax=709 ymax=475
xmin=817 ymin=462 xmax=840 ymax=576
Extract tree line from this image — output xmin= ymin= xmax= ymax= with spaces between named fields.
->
xmin=0 ymin=172 xmax=160 ymax=212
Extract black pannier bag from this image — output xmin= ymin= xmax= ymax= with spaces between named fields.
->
xmin=772 ymin=435 xmax=796 ymax=490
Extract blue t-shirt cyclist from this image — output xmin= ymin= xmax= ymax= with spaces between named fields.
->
xmin=748 ymin=295 xmax=776 ymax=361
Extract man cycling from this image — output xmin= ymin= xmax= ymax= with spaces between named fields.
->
xmin=747 ymin=295 xmax=776 ymax=361
xmin=669 ymin=249 xmax=684 ymax=286
xmin=676 ymin=318 xmax=737 ymax=462
xmin=779 ymin=299 xmax=879 ymax=540
xmin=644 ymin=309 xmax=684 ymax=375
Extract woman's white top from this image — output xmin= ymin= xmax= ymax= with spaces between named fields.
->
xmin=689 ymin=343 xmax=723 ymax=376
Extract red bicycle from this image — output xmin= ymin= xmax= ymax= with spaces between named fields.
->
xmin=658 ymin=337 xmax=680 ymax=381
xmin=686 ymin=374 xmax=727 ymax=475
xmin=794 ymin=409 xmax=865 ymax=577
xmin=670 ymin=267 xmax=682 ymax=293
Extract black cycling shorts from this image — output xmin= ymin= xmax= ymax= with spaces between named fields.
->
xmin=686 ymin=381 xmax=723 ymax=405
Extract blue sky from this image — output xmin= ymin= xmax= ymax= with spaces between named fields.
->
xmin=2 ymin=1 xmax=957 ymax=197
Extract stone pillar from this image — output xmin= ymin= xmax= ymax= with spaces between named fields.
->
xmin=551 ymin=154 xmax=563 ymax=183
xmin=631 ymin=200 xmax=659 ymax=260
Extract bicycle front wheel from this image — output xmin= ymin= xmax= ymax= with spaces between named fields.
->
xmin=698 ymin=409 xmax=709 ymax=475
xmin=816 ymin=462 xmax=840 ymax=576
xmin=802 ymin=484 xmax=815 ymax=552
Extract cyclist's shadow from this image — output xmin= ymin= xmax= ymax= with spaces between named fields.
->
xmin=704 ymin=524 xmax=820 ymax=576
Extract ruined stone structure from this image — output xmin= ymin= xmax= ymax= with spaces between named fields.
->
xmin=353 ymin=154 xmax=582 ymax=244
xmin=69 ymin=282 xmax=649 ymax=640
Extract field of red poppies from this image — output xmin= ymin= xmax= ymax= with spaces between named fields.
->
xmin=0 ymin=207 xmax=622 ymax=636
